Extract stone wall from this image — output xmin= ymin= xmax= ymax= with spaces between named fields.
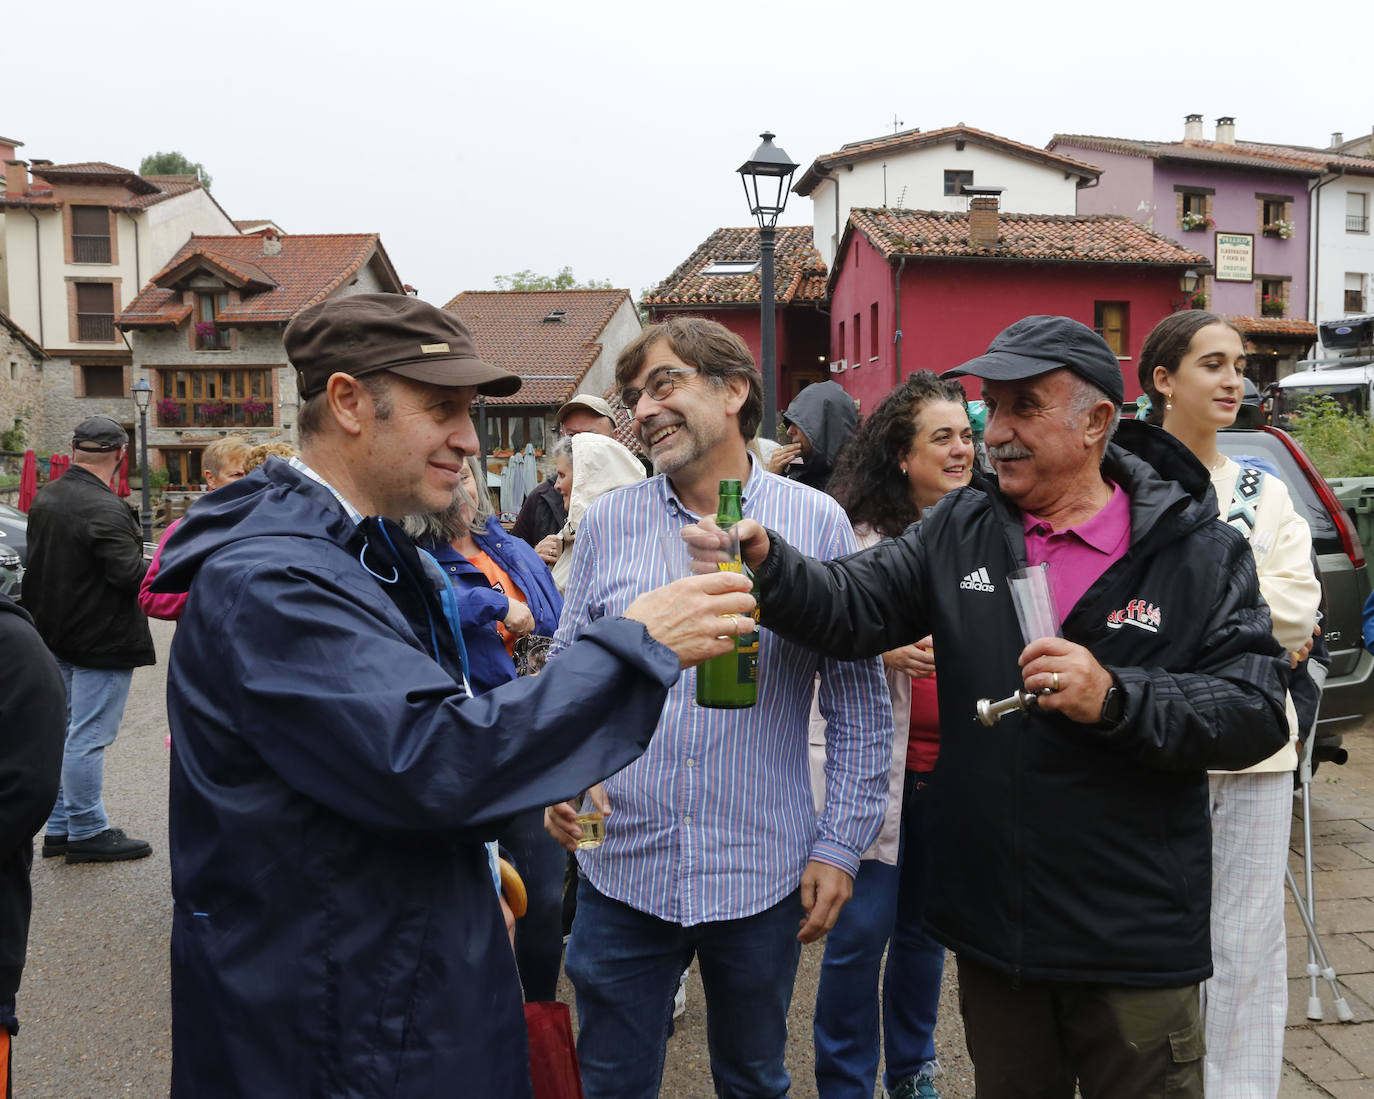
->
xmin=0 ymin=322 xmax=46 ymax=452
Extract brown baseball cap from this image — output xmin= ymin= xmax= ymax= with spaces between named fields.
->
xmin=285 ymin=293 xmax=521 ymax=400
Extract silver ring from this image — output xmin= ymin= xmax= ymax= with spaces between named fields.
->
xmin=1052 ymin=671 xmax=1061 ymax=692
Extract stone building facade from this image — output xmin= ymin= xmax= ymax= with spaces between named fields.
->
xmin=0 ymin=310 xmax=45 ymax=453
xmin=119 ymin=231 xmax=402 ymax=484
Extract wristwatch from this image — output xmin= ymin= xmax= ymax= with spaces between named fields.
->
xmin=1099 ymin=681 xmax=1124 ymax=727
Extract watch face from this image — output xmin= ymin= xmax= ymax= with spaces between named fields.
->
xmin=1102 ymin=687 xmax=1123 ymax=724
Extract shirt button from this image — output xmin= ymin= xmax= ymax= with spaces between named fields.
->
xmin=685 ymin=758 xmax=695 ymax=767
xmin=683 ymin=815 xmax=691 ymax=825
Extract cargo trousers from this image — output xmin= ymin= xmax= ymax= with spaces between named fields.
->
xmin=956 ymin=955 xmax=1204 ymax=1099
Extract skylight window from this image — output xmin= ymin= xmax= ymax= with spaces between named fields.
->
xmin=542 ymin=310 xmax=568 ymax=323
xmin=702 ymin=260 xmax=759 ymax=276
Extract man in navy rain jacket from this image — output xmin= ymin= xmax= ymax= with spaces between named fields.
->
xmin=153 ymin=294 xmax=756 ymax=1099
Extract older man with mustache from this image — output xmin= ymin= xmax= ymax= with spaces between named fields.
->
xmin=733 ymin=316 xmax=1290 ymax=1099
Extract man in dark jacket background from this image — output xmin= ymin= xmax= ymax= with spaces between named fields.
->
xmin=735 ymin=316 xmax=1290 ymax=1098
xmin=152 ymin=294 xmax=755 ymax=1099
xmin=0 ymin=594 xmax=65 ymax=1099
xmin=766 ymin=379 xmax=858 ymax=491
xmin=24 ymin=416 xmax=154 ymax=864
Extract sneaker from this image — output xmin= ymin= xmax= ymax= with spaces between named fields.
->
xmin=41 ymin=834 xmax=67 ymax=858
xmin=673 ymin=973 xmax=687 ymax=1019
xmin=65 ymin=828 xmax=152 ymax=864
xmin=888 ymin=1072 xmax=940 ymax=1099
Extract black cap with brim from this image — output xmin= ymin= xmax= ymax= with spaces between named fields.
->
xmin=72 ymin=415 xmax=128 ymax=452
xmin=942 ymin=315 xmax=1125 ymax=407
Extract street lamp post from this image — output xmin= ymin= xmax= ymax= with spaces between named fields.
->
xmin=737 ymin=131 xmax=798 ymax=440
xmin=130 ymin=378 xmax=153 ymax=542
xmin=1178 ymin=268 xmax=1202 ymax=310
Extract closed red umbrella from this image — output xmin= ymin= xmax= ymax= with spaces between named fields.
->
xmin=49 ymin=454 xmax=70 ymax=480
xmin=17 ymin=449 xmax=37 ymax=512
xmin=115 ymin=448 xmax=130 ymax=497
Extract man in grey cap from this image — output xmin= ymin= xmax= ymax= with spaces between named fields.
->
xmin=25 ymin=415 xmax=155 ymax=864
xmin=511 ymin=393 xmax=622 ymax=547
xmin=730 ymin=316 xmax=1290 ymax=1098
xmin=149 ymin=293 xmax=754 ymax=1099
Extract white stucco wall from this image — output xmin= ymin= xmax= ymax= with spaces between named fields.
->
xmin=139 ymin=189 xmax=238 ymax=281
xmin=807 ymin=143 xmax=1084 ymax=265
xmin=1311 ymin=178 xmax=1374 ymax=327
xmin=582 ymin=296 xmax=642 ymax=399
xmin=0 ymin=188 xmax=234 ymax=357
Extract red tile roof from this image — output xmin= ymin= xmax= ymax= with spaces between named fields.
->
xmin=795 ymin=124 xmax=1102 ymax=196
xmin=643 ymin=226 xmax=827 ymax=307
xmin=0 ymin=166 xmax=215 ymax=211
xmin=845 ymin=207 xmax=1209 ymax=266
xmin=118 ymin=234 xmax=401 ymax=328
xmin=443 ymin=289 xmax=634 ymax=408
xmin=1222 ymin=315 xmax=1319 ymax=340
xmin=1049 ymin=134 xmax=1374 ymax=178
xmin=30 ymin=161 xmax=161 ymax=193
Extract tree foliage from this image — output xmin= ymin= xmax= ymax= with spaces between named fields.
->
xmin=493 ymin=266 xmax=613 ymax=292
xmin=138 ymin=151 xmax=213 ymax=190
xmin=1290 ymin=396 xmax=1374 ymax=477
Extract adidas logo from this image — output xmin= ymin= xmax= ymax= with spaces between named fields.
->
xmin=959 ymin=566 xmax=996 ymax=593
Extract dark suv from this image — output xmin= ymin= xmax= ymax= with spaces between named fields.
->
xmin=1217 ymin=425 xmax=1373 ymax=734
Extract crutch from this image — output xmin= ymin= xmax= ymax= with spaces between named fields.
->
xmin=1285 ymin=661 xmax=1353 ymax=1022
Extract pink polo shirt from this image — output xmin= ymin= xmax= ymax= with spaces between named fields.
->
xmin=1022 ymin=481 xmax=1131 ymax=627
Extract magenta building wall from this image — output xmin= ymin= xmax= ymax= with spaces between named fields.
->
xmin=1056 ymin=140 xmax=1313 ymax=319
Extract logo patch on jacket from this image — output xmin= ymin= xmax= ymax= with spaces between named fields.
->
xmin=1106 ymin=599 xmax=1161 ymax=633
xmin=959 ymin=567 xmax=995 ymax=593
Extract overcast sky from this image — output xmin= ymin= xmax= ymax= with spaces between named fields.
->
xmin=7 ymin=0 xmax=1365 ymax=307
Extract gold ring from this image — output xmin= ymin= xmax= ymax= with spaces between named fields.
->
xmin=1052 ymin=671 xmax=1061 ymax=692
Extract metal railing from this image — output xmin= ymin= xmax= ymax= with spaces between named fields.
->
xmin=77 ymin=313 xmax=115 ymax=342
xmin=1347 ymin=215 xmax=1369 ymax=233
xmin=72 ymin=234 xmax=112 ymax=263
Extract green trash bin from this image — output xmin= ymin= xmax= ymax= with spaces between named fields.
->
xmin=1328 ymin=477 xmax=1374 ymax=583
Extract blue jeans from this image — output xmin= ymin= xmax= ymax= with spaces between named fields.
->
xmin=565 ymin=877 xmax=803 ymax=1099
xmin=45 ymin=662 xmax=133 ymax=841
xmin=497 ymin=808 xmax=567 ymax=1001
xmin=814 ymin=769 xmax=945 ymax=1097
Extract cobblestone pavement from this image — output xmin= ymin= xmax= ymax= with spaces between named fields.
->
xmin=12 ymin=617 xmax=1373 ymax=1096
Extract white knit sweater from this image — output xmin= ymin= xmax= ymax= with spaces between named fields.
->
xmin=1209 ymin=457 xmax=1321 ymax=774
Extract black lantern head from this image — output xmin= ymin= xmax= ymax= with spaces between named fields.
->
xmin=737 ymin=131 xmax=798 ymax=229
xmin=131 ymin=377 xmax=152 ymax=414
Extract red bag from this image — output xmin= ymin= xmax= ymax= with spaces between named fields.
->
xmin=524 ymin=1001 xmax=584 ymax=1099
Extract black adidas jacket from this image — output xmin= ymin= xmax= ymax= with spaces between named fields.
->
xmin=754 ymin=419 xmax=1289 ymax=987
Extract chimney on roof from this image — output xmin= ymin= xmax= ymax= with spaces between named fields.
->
xmin=1330 ymin=132 xmax=1344 ymax=149
xmin=1184 ymin=114 xmax=1204 ymax=142
xmin=4 ymin=159 xmax=27 ymax=197
xmin=1215 ymin=117 xmax=1236 ymax=145
xmin=261 ymin=230 xmax=282 ymax=257
xmin=969 ymin=194 xmax=1000 ymax=246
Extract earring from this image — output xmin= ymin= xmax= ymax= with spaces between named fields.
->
xmin=1164 ymin=396 xmax=1173 ymax=411
xmin=900 ymin=466 xmax=908 ymax=476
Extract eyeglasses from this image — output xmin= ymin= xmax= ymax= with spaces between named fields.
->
xmin=618 ymin=366 xmax=700 ymax=412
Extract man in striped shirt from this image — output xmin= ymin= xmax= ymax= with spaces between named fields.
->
xmin=546 ymin=318 xmax=892 ymax=1099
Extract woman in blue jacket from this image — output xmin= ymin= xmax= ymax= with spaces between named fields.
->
xmin=408 ymin=457 xmax=566 ymax=998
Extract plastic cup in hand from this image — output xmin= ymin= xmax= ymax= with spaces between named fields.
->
xmin=676 ymin=519 xmax=741 ymax=578
xmin=575 ymin=792 xmax=605 ymax=850
xmin=1006 ymin=564 xmax=1061 ymax=645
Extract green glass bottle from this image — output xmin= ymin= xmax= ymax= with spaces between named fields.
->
xmin=695 ymin=479 xmax=759 ymax=709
